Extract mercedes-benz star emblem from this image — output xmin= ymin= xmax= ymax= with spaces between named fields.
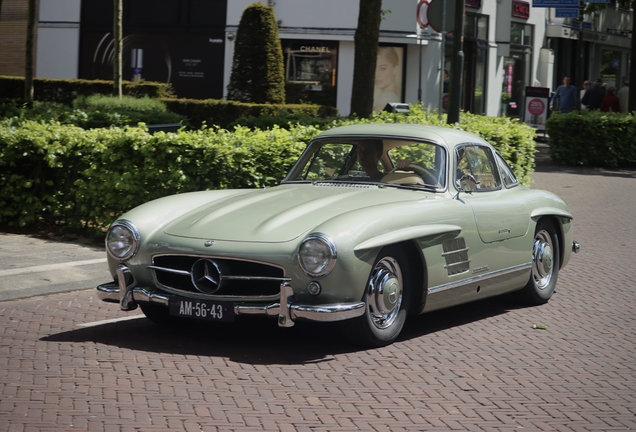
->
xmin=191 ymin=259 xmax=223 ymax=293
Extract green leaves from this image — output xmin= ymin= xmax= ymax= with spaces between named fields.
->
xmin=0 ymin=108 xmax=534 ymax=232
xmin=546 ymin=110 xmax=636 ymax=167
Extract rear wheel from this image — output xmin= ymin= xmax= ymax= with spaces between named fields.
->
xmin=520 ymin=219 xmax=560 ymax=304
xmin=341 ymin=246 xmax=412 ymax=347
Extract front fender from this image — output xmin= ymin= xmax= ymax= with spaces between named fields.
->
xmin=530 ymin=207 xmax=573 ymax=220
xmin=354 ymin=224 xmax=462 ymax=251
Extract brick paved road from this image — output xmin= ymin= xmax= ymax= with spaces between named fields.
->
xmin=1 ymin=156 xmax=635 ymax=431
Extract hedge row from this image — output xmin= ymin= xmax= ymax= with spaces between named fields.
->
xmin=546 ymin=110 xmax=636 ymax=167
xmin=0 ymin=76 xmax=172 ymax=105
xmin=161 ymin=97 xmax=339 ymax=130
xmin=1 ymin=76 xmax=339 ymax=131
xmin=0 ymin=109 xmax=536 ymax=231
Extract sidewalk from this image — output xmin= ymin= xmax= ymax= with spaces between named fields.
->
xmin=0 ymin=232 xmax=109 ymax=301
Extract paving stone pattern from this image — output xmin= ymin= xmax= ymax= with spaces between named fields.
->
xmin=1 ymin=157 xmax=635 ymax=431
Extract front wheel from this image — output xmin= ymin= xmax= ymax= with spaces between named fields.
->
xmin=519 ymin=219 xmax=560 ymax=305
xmin=341 ymin=246 xmax=412 ymax=347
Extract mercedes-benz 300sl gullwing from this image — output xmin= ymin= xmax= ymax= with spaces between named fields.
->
xmin=98 ymin=124 xmax=579 ymax=347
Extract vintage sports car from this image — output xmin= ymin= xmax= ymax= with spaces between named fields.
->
xmin=98 ymin=124 xmax=579 ymax=346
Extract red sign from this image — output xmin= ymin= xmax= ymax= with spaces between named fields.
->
xmin=513 ymin=1 xmax=530 ymax=19
xmin=417 ymin=0 xmax=429 ymax=28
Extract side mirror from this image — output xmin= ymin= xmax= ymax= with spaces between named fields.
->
xmin=454 ymin=174 xmax=480 ymax=199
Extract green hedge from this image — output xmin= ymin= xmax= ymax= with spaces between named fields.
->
xmin=0 ymin=108 xmax=535 ymax=232
xmin=546 ymin=110 xmax=636 ymax=167
xmin=0 ymin=76 xmax=173 ymax=105
xmin=161 ymin=97 xmax=339 ymax=130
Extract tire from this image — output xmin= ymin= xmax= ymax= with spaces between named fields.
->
xmin=519 ymin=219 xmax=560 ymax=305
xmin=139 ymin=303 xmax=174 ymax=325
xmin=341 ymin=245 xmax=412 ymax=347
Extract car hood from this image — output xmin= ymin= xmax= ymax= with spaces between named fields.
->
xmin=163 ymin=184 xmax=426 ymax=242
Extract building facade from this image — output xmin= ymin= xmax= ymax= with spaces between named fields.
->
xmin=0 ymin=0 xmax=632 ymax=117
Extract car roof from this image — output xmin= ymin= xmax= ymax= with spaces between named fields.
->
xmin=315 ymin=124 xmax=490 ymax=151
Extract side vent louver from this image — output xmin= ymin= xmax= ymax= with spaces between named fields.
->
xmin=442 ymin=238 xmax=471 ymax=275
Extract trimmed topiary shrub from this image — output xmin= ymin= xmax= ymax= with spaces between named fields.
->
xmin=226 ymin=2 xmax=285 ymax=104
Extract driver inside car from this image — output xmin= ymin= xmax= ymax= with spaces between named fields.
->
xmin=355 ymin=140 xmax=385 ymax=181
xmin=356 ymin=140 xmax=414 ymax=182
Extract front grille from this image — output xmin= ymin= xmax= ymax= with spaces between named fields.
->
xmin=149 ymin=255 xmax=287 ymax=298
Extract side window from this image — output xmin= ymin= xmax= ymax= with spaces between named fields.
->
xmin=454 ymin=144 xmax=501 ymax=191
xmin=495 ymin=152 xmax=518 ymax=188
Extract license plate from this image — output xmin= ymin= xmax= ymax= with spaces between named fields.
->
xmin=169 ymin=297 xmax=234 ymax=322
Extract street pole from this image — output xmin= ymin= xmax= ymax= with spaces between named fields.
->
xmin=418 ymin=30 xmax=423 ymax=102
xmin=446 ymin=0 xmax=464 ymax=124
xmin=438 ymin=0 xmax=446 ymax=120
xmin=577 ymin=0 xmax=584 ymax=107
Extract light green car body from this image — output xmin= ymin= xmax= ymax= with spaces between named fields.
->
xmin=98 ymin=124 xmax=577 ymax=345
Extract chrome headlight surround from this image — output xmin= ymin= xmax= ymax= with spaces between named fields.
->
xmin=106 ymin=220 xmax=140 ymax=261
xmin=298 ymin=233 xmax=337 ymax=278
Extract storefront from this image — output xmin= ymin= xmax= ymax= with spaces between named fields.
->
xmin=502 ymin=22 xmax=533 ymax=118
xmin=281 ymin=40 xmax=339 ymax=106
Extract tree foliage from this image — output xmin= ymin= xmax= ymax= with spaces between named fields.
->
xmin=227 ymin=2 xmax=285 ymax=104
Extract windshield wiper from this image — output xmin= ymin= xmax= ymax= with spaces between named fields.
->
xmin=381 ymin=182 xmax=438 ymax=191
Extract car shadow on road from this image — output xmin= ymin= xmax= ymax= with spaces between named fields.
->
xmin=41 ymin=293 xmax=524 ymax=364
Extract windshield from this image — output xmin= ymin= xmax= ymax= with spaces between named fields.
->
xmin=285 ymin=138 xmax=447 ymax=189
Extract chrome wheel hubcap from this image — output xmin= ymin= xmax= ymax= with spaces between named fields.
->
xmin=532 ymin=230 xmax=554 ymax=290
xmin=367 ymin=257 xmax=403 ymax=329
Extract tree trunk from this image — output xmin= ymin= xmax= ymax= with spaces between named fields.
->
xmin=113 ymin=0 xmax=123 ymax=98
xmin=629 ymin=28 xmax=636 ymax=113
xmin=24 ymin=0 xmax=37 ymax=107
xmin=350 ymin=0 xmax=383 ymax=118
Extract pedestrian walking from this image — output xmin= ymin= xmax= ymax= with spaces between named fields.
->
xmin=600 ymin=87 xmax=621 ymax=112
xmin=617 ymin=81 xmax=629 ymax=113
xmin=580 ymin=80 xmax=591 ymax=110
xmin=581 ymin=78 xmax=606 ymax=111
xmin=550 ymin=75 xmax=578 ymax=113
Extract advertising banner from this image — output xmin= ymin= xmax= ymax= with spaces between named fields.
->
xmin=523 ymin=87 xmax=550 ymax=131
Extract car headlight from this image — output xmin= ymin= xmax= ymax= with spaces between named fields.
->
xmin=106 ymin=220 xmax=140 ymax=261
xmin=298 ymin=233 xmax=337 ymax=277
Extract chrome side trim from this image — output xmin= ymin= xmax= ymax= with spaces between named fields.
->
xmin=572 ymin=241 xmax=581 ymax=253
xmin=441 ymin=247 xmax=469 ymax=256
xmin=428 ymin=262 xmax=532 ymax=295
xmin=444 ymin=260 xmax=471 ymax=269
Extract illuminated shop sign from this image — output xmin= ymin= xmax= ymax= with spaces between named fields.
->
xmin=513 ymin=1 xmax=530 ymax=19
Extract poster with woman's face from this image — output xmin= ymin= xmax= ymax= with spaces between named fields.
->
xmin=373 ymin=46 xmax=404 ymax=112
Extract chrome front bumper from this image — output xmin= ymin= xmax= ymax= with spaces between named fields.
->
xmin=96 ymin=265 xmax=365 ymax=327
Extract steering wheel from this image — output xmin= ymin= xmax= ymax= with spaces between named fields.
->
xmin=389 ymin=164 xmax=438 ymax=185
